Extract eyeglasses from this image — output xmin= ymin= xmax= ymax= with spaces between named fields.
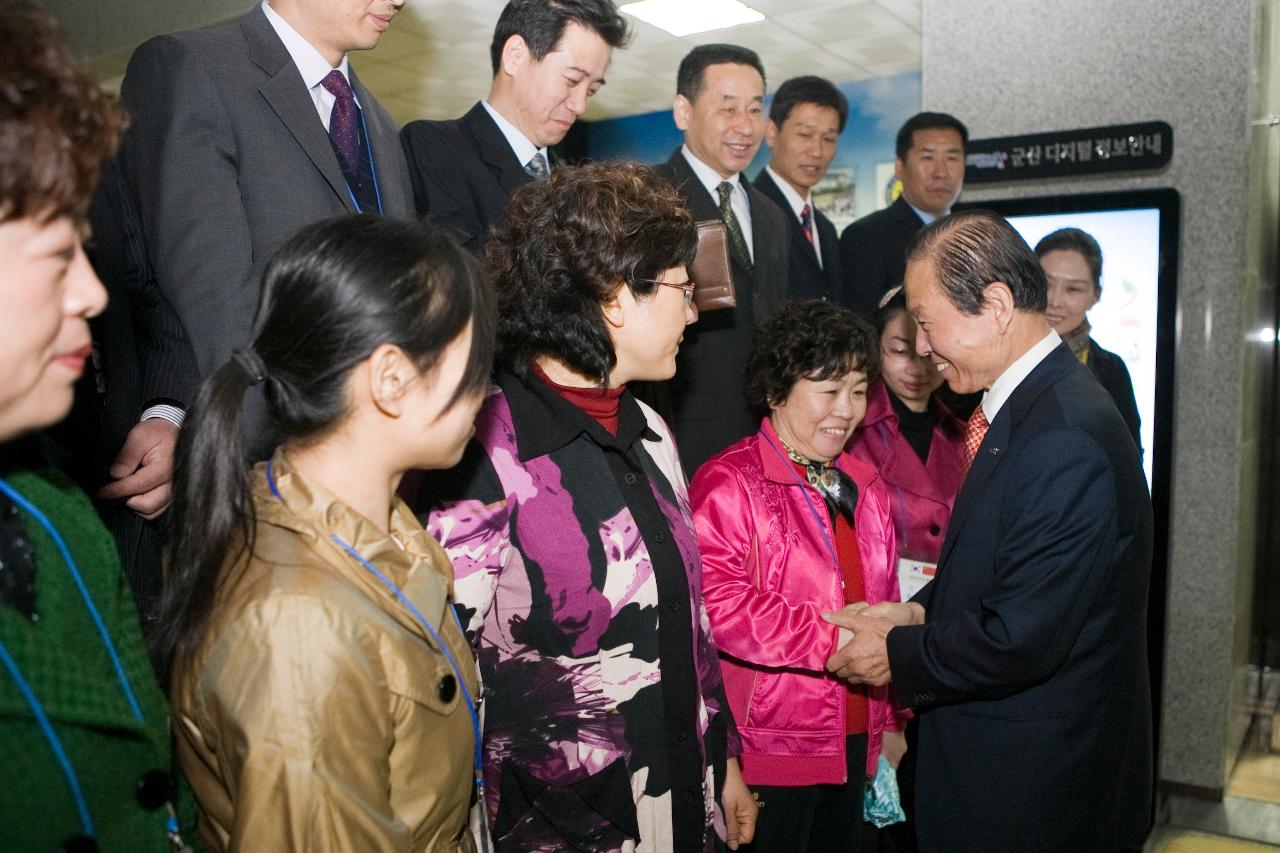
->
xmin=647 ymin=279 xmax=697 ymax=307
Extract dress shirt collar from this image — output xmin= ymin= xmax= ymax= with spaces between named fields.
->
xmin=681 ymin=144 xmax=744 ymax=200
xmin=261 ymin=1 xmax=351 ymax=92
xmin=481 ymin=100 xmax=547 ymax=172
xmin=764 ymin=165 xmax=812 ymax=219
xmin=904 ymin=196 xmax=947 ymax=225
xmin=981 ymin=329 xmax=1062 ymax=422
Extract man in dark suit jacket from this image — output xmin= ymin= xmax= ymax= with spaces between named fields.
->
xmin=826 ymin=211 xmax=1153 ymax=852
xmin=840 ymin=112 xmax=968 ymax=316
xmin=401 ymin=0 xmax=630 ymax=254
xmin=651 ymin=44 xmax=789 ymax=473
xmin=753 ymin=75 xmax=846 ymax=303
xmin=89 ymin=0 xmax=414 ymax=615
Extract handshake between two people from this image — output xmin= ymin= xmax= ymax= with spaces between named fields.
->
xmin=821 ymin=600 xmax=926 ymax=687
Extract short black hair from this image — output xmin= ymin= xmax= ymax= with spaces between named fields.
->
xmin=489 ymin=0 xmax=631 ymax=75
xmin=895 ymin=111 xmax=968 ymax=160
xmin=746 ymin=299 xmax=880 ymax=414
xmin=676 ymin=44 xmax=766 ymax=102
xmin=906 ymin=209 xmax=1047 ymax=316
xmin=769 ymin=75 xmax=848 ymax=133
xmin=1034 ymin=227 xmax=1104 ymax=294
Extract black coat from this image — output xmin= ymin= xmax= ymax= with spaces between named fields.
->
xmin=401 ymin=102 xmax=555 ymax=254
xmin=647 ymin=149 xmax=790 ymax=473
xmin=1088 ymin=339 xmax=1143 ymax=458
xmin=886 ymin=343 xmax=1153 ymax=852
xmin=752 ymin=169 xmax=844 ymax=302
xmin=839 ymin=195 xmax=925 ymax=315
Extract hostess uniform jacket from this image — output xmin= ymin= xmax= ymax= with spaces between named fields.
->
xmin=0 ymin=444 xmax=177 ymax=851
xmin=171 ymin=453 xmax=478 ymax=853
xmin=690 ymin=417 xmax=906 ymax=784
xmin=848 ymin=381 xmax=966 ymax=564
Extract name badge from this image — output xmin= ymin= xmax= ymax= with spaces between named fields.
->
xmin=897 ymin=557 xmax=937 ymax=601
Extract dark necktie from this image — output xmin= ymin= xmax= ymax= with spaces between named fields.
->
xmin=716 ymin=181 xmax=753 ymax=270
xmin=800 ymin=203 xmax=814 ymax=247
xmin=525 ymin=151 xmax=550 ymax=180
xmin=320 ymin=70 xmax=380 ymax=214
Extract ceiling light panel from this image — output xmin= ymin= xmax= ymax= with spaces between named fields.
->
xmin=621 ymin=0 xmax=766 ymax=38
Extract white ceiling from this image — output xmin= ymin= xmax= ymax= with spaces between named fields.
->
xmin=351 ymin=0 xmax=920 ymax=124
xmin=81 ymin=0 xmax=920 ymax=125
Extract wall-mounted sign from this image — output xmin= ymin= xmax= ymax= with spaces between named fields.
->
xmin=964 ymin=121 xmax=1172 ymax=184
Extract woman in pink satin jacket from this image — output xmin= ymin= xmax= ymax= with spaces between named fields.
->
xmin=849 ymin=288 xmax=966 ymax=566
xmin=690 ymin=301 xmax=903 ymax=853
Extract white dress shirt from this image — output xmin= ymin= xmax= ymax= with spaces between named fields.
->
xmin=481 ymin=100 xmax=549 ymax=174
xmin=261 ymin=0 xmax=358 ymax=130
xmin=681 ymin=145 xmax=754 ymax=262
xmin=905 ymin=196 xmax=949 ymax=226
xmin=981 ymin=330 xmax=1062 ymax=421
xmin=765 ymin=164 xmax=821 ymax=269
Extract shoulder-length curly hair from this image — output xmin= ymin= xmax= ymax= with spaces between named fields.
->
xmin=0 ymin=1 xmax=123 ymax=222
xmin=485 ymin=161 xmax=697 ymax=385
xmin=746 ymin=299 xmax=880 ymax=414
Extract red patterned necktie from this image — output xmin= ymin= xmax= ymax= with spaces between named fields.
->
xmin=962 ymin=405 xmax=990 ymax=472
xmin=321 ymin=70 xmax=360 ymax=178
xmin=800 ymin=203 xmax=814 ymax=247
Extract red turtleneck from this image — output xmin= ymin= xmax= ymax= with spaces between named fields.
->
xmin=531 ymin=361 xmax=624 ymax=435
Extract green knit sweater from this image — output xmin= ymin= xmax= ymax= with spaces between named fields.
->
xmin=0 ymin=440 xmax=177 ymax=851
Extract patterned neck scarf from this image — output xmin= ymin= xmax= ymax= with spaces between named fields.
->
xmin=779 ymin=438 xmax=859 ymax=526
xmin=1060 ymin=318 xmax=1092 ymax=363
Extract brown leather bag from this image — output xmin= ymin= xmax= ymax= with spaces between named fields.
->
xmin=690 ymin=219 xmax=736 ymax=312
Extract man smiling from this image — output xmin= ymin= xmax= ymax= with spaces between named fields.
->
xmin=651 ymin=43 xmax=790 ymax=472
xmin=401 ymin=0 xmax=630 ymax=253
xmin=825 ymin=211 xmax=1153 ymax=853
xmin=754 ymin=75 xmax=848 ymax=303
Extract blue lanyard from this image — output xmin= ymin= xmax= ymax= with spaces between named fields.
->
xmin=0 ymin=476 xmax=150 ymax=841
xmin=759 ymin=431 xmax=842 ymax=575
xmin=265 ymin=463 xmax=483 ymax=802
xmin=346 ymin=110 xmax=384 ymax=216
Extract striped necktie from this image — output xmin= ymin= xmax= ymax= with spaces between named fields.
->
xmin=716 ymin=181 xmax=753 ymax=270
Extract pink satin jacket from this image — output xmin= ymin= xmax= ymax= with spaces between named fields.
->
xmin=690 ymin=417 xmax=905 ymax=785
xmin=848 ymin=381 xmax=966 ymax=564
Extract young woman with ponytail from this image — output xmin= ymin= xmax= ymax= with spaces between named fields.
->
xmin=153 ymin=215 xmax=495 ymax=852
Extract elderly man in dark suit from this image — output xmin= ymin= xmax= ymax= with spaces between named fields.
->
xmin=840 ymin=112 xmax=967 ymax=316
xmin=652 ymin=43 xmax=789 ymax=473
xmin=90 ymin=0 xmax=414 ymax=615
xmin=753 ymin=75 xmax=847 ymax=303
xmin=401 ymin=0 xmax=630 ymax=254
xmin=826 ymin=210 xmax=1153 ymax=852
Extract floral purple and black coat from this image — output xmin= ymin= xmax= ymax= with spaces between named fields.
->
xmin=420 ymin=371 xmax=740 ymax=853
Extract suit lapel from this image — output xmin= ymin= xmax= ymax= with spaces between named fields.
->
xmin=462 ymin=103 xmax=535 ymax=199
xmin=754 ymin=170 xmax=819 ymax=269
xmin=816 ymin=211 xmax=842 ymax=282
xmin=746 ymin=181 xmax=785 ymax=312
xmin=932 ymin=345 xmax=1078 ymax=573
xmin=243 ymin=7 xmax=356 ymax=214
xmin=350 ymin=70 xmax=409 ymax=216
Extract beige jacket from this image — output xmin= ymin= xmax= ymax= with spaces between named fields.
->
xmin=172 ymin=453 xmax=478 ymax=852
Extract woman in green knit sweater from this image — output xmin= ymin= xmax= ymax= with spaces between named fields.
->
xmin=0 ymin=3 xmax=187 ymax=850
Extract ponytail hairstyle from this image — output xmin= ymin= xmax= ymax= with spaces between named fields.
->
xmin=151 ymin=216 xmax=495 ymax=684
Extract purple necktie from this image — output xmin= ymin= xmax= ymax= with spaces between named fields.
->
xmin=321 ymin=70 xmax=361 ymax=180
